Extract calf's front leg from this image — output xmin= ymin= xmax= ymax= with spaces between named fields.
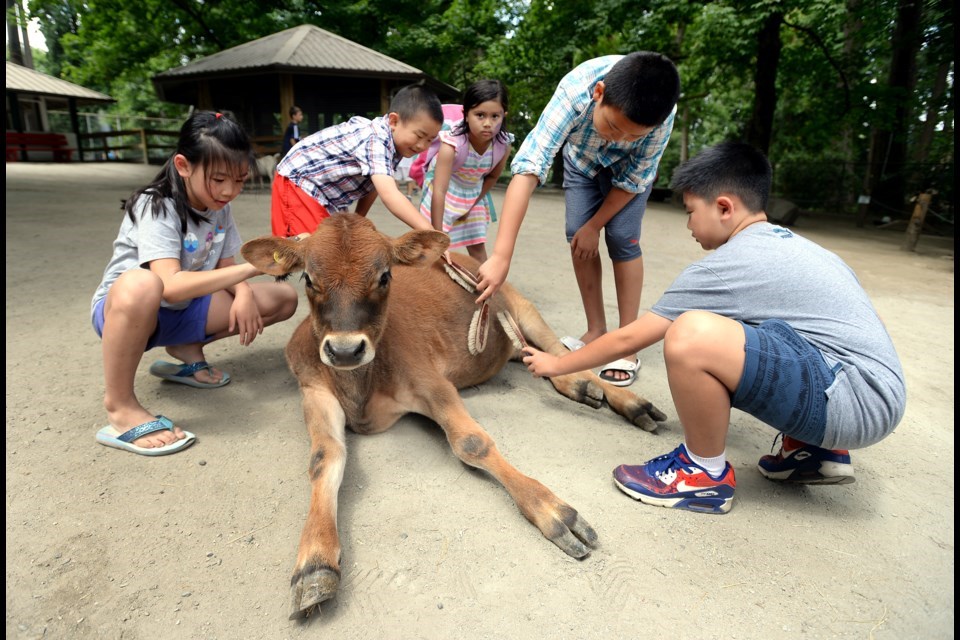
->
xmin=288 ymin=384 xmax=347 ymax=619
xmin=423 ymin=383 xmax=597 ymax=558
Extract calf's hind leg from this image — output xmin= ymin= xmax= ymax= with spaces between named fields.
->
xmin=288 ymin=385 xmax=347 ymax=619
xmin=504 ymin=287 xmax=668 ymax=431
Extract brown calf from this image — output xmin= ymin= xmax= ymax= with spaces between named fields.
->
xmin=242 ymin=214 xmax=667 ymax=619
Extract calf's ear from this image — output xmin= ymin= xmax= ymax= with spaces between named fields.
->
xmin=392 ymin=230 xmax=449 ymax=267
xmin=241 ymin=236 xmax=304 ymax=276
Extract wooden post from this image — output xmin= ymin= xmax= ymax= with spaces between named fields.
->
xmin=902 ymin=191 xmax=933 ymax=251
xmin=140 ymin=128 xmax=149 ymax=164
xmin=280 ymin=74 xmax=294 ymax=135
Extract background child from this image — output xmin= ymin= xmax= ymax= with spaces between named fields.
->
xmin=270 ymin=84 xmax=443 ymax=238
xmin=281 ymin=105 xmax=304 ymax=158
xmin=91 ymin=111 xmax=299 ymax=456
xmin=419 ymin=79 xmax=514 ymax=263
xmin=522 ymin=141 xmax=906 ymax=514
xmin=475 ymin=52 xmax=681 ymax=387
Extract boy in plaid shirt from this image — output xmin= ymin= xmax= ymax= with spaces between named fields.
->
xmin=476 ymin=53 xmax=680 ymax=387
xmin=271 ymin=84 xmax=443 ymax=237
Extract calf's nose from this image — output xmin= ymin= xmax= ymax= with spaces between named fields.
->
xmin=322 ymin=335 xmax=368 ymax=368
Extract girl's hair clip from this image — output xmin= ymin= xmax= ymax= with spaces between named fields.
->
xmin=215 ymin=112 xmax=223 ymax=119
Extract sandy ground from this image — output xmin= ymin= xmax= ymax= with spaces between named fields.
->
xmin=5 ymin=162 xmax=954 ymax=640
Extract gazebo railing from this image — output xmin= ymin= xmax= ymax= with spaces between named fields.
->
xmin=77 ymin=129 xmax=178 ymax=164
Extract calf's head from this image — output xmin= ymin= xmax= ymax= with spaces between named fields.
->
xmin=242 ymin=214 xmax=448 ymax=369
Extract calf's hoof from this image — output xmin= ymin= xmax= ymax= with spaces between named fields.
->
xmin=549 ymin=505 xmax=598 ymax=559
xmin=289 ymin=564 xmax=340 ymax=620
xmin=627 ymin=400 xmax=668 ymax=432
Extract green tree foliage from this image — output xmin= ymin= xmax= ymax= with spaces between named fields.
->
xmin=19 ymin=0 xmax=953 ymax=221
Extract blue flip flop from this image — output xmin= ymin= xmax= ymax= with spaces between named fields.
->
xmin=149 ymin=360 xmax=231 ymax=388
xmin=96 ymin=416 xmax=196 ymax=456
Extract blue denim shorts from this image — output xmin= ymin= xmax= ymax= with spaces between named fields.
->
xmin=92 ymin=294 xmax=213 ymax=350
xmin=562 ymin=156 xmax=650 ymax=261
xmin=732 ymin=319 xmax=840 ymax=445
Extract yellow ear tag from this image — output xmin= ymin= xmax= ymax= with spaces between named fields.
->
xmin=273 ymin=251 xmax=282 ymax=263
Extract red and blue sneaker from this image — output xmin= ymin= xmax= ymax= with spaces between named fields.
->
xmin=757 ymin=434 xmax=855 ymax=485
xmin=612 ymin=444 xmax=736 ymax=514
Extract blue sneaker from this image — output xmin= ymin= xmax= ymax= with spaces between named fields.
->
xmin=757 ymin=435 xmax=855 ymax=485
xmin=612 ymin=444 xmax=736 ymax=514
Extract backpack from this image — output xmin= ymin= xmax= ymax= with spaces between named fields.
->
xmin=408 ymin=104 xmax=510 ymax=188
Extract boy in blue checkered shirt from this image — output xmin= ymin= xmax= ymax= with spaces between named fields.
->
xmin=476 ymin=52 xmax=680 ymax=388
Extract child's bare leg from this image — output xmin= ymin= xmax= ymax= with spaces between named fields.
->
xmin=466 ymin=243 xmax=488 ymax=264
xmin=203 ymin=282 xmax=298 ymax=339
xmin=570 ymin=252 xmax=607 ymax=343
xmin=102 ymin=271 xmax=187 ymax=448
xmin=612 ymin=256 xmax=643 ymax=327
xmin=663 ymin=311 xmax=746 ymax=457
xmin=165 ymin=282 xmax=298 ymax=384
xmin=606 ymin=256 xmax=644 ymax=379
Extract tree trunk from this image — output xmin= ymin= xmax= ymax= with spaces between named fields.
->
xmin=867 ymin=0 xmax=923 ymax=221
xmin=909 ymin=59 xmax=950 ymax=187
xmin=7 ymin=0 xmax=25 ymax=66
xmin=745 ymin=12 xmax=782 ymax=153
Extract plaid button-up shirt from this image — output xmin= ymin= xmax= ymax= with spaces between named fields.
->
xmin=277 ymin=115 xmax=400 ymax=211
xmin=511 ymin=55 xmax=675 ymax=194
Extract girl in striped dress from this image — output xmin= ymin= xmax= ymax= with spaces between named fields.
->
xmin=419 ymin=80 xmax=513 ymax=262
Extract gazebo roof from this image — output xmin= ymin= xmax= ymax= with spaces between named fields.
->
xmin=153 ymin=24 xmax=452 ymax=90
xmin=6 ymin=61 xmax=114 ymax=104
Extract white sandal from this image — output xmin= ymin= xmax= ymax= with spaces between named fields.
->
xmin=559 ymin=336 xmax=586 ymax=352
xmin=599 ymin=358 xmax=640 ymax=387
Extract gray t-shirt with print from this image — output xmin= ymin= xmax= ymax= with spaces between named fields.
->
xmin=91 ymin=195 xmax=243 ymax=315
xmin=651 ymin=222 xmax=906 ymax=450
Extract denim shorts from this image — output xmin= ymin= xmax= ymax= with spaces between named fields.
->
xmin=732 ymin=319 xmax=840 ymax=445
xmin=92 ymin=294 xmax=213 ymax=351
xmin=562 ymin=156 xmax=650 ymax=261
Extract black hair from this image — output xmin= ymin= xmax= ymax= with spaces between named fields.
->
xmin=289 ymin=105 xmax=302 ymax=118
xmin=123 ymin=111 xmax=253 ymax=232
xmin=390 ymin=83 xmax=444 ymax=125
xmin=601 ymin=52 xmax=680 ymax=127
xmin=669 ymin=141 xmax=772 ymax=212
xmin=451 ymin=79 xmax=510 ymax=144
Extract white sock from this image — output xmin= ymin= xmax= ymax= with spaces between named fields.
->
xmin=685 ymin=445 xmax=727 ymax=479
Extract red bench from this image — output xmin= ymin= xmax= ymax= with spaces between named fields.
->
xmin=6 ymin=132 xmax=75 ymax=162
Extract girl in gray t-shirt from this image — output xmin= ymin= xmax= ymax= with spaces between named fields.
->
xmin=91 ymin=111 xmax=298 ymax=456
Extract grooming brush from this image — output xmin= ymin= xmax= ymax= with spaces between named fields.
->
xmin=496 ymin=310 xmax=529 ymax=351
xmin=442 ymin=254 xmax=490 ymax=354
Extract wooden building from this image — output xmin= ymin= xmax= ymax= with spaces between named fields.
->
xmin=6 ymin=61 xmax=114 ymax=159
xmin=152 ymin=25 xmax=459 ymax=154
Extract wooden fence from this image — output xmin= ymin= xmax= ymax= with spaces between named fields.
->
xmin=77 ymin=130 xmax=281 ymax=163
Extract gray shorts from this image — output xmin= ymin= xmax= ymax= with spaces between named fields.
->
xmin=562 ymin=156 xmax=650 ymax=261
xmin=732 ymin=319 xmax=840 ymax=445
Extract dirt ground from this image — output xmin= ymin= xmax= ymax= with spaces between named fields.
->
xmin=5 ymin=162 xmax=954 ymax=640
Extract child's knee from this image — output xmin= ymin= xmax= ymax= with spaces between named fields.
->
xmin=111 ymin=271 xmax=163 ymax=310
xmin=277 ymin=285 xmax=299 ymax=320
xmin=665 ymin=312 xmax=715 ymax=351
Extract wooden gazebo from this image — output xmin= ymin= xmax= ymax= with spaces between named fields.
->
xmin=152 ymin=25 xmax=459 ymax=154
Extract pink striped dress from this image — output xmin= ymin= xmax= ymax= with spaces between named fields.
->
xmin=419 ymin=133 xmax=497 ymax=250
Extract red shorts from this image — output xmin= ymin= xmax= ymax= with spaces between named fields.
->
xmin=270 ymin=172 xmax=330 ymax=237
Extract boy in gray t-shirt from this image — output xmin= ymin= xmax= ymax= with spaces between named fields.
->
xmin=521 ymin=141 xmax=905 ymax=514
